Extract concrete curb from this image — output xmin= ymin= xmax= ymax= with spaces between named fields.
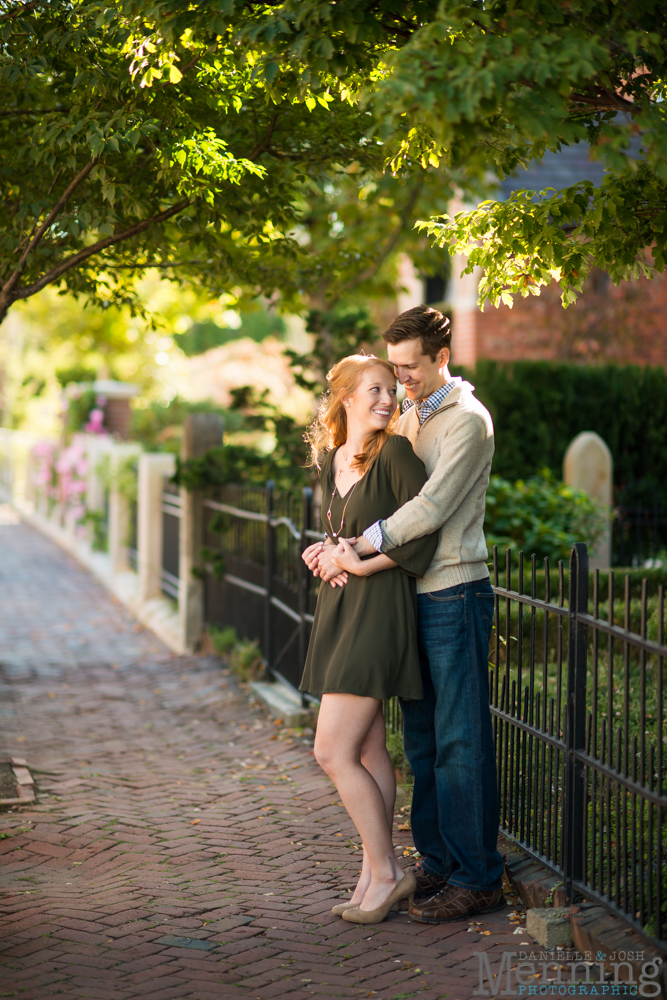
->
xmin=248 ymin=680 xmax=316 ymax=729
xmin=501 ymin=835 xmax=667 ymax=993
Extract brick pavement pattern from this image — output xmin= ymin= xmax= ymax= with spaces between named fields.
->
xmin=0 ymin=513 xmax=526 ymax=1000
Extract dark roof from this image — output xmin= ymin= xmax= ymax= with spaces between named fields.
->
xmin=499 ymin=144 xmax=605 ymax=199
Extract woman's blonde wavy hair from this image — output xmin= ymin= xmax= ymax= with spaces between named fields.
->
xmin=306 ymin=354 xmax=399 ymax=473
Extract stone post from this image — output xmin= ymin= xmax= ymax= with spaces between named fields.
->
xmin=563 ymin=431 xmax=613 ymax=570
xmin=138 ymin=452 xmax=175 ymax=602
xmin=179 ymin=413 xmax=223 ymax=650
xmin=83 ymin=434 xmax=112 ymax=549
xmin=108 ymin=443 xmax=142 ymax=573
xmin=447 ymin=195 xmax=482 ymax=369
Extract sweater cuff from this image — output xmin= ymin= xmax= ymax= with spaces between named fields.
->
xmin=362 ymin=521 xmax=383 ymax=553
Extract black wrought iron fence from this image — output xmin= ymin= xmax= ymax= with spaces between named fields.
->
xmin=202 ymin=482 xmax=323 ymax=693
xmin=161 ymin=478 xmax=181 ymax=600
xmin=613 ymin=502 xmax=667 ymax=567
xmin=490 ymin=543 xmax=666 ymax=946
xmin=200 ymin=483 xmax=667 ymax=945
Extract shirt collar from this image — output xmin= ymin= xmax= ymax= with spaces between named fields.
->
xmin=402 ymin=377 xmax=463 ymax=423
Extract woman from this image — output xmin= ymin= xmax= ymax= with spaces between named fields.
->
xmin=300 ymin=354 xmax=438 ymax=924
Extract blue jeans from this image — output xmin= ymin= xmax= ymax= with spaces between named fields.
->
xmin=400 ymin=579 xmax=503 ymax=891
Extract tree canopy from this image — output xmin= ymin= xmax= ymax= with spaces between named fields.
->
xmin=2 ymin=0 xmax=665 ymax=326
xmin=0 ymin=0 xmax=397 ymax=326
xmin=250 ymin=0 xmax=666 ymax=307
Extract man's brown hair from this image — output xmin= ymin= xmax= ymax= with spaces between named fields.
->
xmin=382 ymin=304 xmax=451 ymax=361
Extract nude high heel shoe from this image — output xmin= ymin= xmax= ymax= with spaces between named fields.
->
xmin=341 ymin=871 xmax=416 ymax=924
xmin=331 ymin=900 xmax=357 ymax=915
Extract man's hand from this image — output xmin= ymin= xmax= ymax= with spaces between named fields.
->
xmin=353 ymin=535 xmax=378 ymax=558
xmin=331 ymin=538 xmax=365 ymax=575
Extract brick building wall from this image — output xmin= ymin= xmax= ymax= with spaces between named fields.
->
xmin=468 ymin=269 xmax=667 ymax=368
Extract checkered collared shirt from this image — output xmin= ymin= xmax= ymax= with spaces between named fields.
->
xmin=362 ymin=378 xmax=463 ymax=552
xmin=402 ymin=376 xmax=463 ymax=425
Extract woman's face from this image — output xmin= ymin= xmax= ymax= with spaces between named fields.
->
xmin=343 ymin=366 xmax=398 ymax=437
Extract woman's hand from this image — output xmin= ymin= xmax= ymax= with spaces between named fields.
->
xmin=330 ymin=537 xmax=365 ymax=575
xmin=302 ymin=540 xmax=325 ymax=576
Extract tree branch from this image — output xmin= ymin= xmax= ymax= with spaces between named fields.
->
xmin=335 ymin=178 xmax=424 ymax=300
xmin=1 ymin=158 xmax=99 ymax=301
xmin=15 ymin=199 xmax=191 ymax=300
xmin=104 ymin=258 xmax=204 ymax=269
xmin=570 ymin=89 xmax=639 ymax=115
xmin=249 ymin=112 xmax=280 ymax=160
xmin=0 ymin=107 xmax=71 ymax=117
xmin=0 ymin=0 xmax=41 ymax=24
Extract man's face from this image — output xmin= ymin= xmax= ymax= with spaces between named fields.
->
xmin=386 ymin=338 xmax=450 ymax=402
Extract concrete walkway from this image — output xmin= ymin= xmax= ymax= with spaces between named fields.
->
xmin=0 ymin=510 xmax=523 ymax=1000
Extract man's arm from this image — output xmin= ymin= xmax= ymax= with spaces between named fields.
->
xmin=366 ymin=410 xmax=493 ymax=551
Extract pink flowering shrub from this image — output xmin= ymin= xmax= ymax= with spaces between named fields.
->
xmin=31 ymin=440 xmax=58 ymax=502
xmin=84 ymin=409 xmax=105 ymax=434
xmin=32 ymin=435 xmax=89 ymax=521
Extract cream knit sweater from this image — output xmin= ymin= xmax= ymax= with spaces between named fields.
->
xmin=380 ymin=380 xmax=494 ymax=593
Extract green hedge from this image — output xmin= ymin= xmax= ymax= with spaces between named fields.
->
xmin=455 ymin=361 xmax=667 ymax=504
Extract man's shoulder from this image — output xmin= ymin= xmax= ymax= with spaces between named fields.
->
xmin=441 ymin=383 xmax=493 ymax=434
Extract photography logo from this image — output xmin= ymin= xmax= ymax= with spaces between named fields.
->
xmin=472 ymin=950 xmax=663 ymax=996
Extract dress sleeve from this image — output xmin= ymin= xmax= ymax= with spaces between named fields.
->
xmin=380 ymin=436 xmax=439 ymax=578
xmin=318 ymin=450 xmax=336 ymax=541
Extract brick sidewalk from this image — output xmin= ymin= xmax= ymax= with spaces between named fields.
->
xmin=0 ymin=514 xmax=527 ymax=1000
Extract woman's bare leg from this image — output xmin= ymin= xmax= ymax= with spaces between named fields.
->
xmin=314 ymin=694 xmax=403 ymax=911
xmin=352 ymin=706 xmax=398 ymax=902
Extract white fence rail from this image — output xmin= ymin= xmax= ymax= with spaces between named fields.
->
xmin=0 ymin=429 xmax=186 ymax=654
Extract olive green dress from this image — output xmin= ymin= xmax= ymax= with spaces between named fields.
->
xmin=300 ymin=435 xmax=438 ymax=701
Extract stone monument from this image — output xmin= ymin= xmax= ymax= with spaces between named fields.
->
xmin=563 ymin=431 xmax=613 ymax=570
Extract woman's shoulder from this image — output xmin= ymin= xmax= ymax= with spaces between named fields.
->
xmin=317 ymin=447 xmax=337 ymax=479
xmin=381 ymin=434 xmax=416 ymax=462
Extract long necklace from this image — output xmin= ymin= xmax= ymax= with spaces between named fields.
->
xmin=326 ymin=480 xmax=358 ymax=538
xmin=327 ymin=448 xmax=358 ymax=538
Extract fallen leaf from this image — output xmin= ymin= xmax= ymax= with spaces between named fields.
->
xmin=397 ymin=822 xmax=410 ymax=831
xmin=190 ymin=819 xmax=201 ymax=825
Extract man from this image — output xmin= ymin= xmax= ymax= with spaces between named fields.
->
xmin=307 ymin=304 xmax=503 ymax=922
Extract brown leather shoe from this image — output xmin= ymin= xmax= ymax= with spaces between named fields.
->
xmin=397 ymin=865 xmax=450 ymax=911
xmin=409 ymin=885 xmax=505 ymax=923
xmin=413 ymin=865 xmax=450 ymax=897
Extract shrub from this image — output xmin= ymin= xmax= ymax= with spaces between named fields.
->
xmin=229 ymin=640 xmax=264 ymax=683
xmin=484 ymin=470 xmax=608 ymax=564
xmin=209 ymin=626 xmax=238 ymax=657
xmin=209 ymin=626 xmax=264 ymax=682
xmin=386 ymin=730 xmax=413 ymax=787
xmin=456 ymin=360 xmax=667 ymax=505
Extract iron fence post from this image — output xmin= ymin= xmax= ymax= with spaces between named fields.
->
xmin=564 ymin=542 xmax=589 ymax=898
xmin=298 ymin=488 xmax=313 ymax=707
xmin=264 ymin=480 xmax=275 ymax=670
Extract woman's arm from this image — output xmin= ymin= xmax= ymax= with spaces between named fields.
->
xmin=330 ymin=538 xmax=397 ymax=576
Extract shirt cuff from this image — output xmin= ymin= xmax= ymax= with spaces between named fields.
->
xmin=362 ymin=520 xmax=383 ymax=553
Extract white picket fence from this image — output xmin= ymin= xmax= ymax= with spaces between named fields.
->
xmin=0 ymin=429 xmax=187 ymax=653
